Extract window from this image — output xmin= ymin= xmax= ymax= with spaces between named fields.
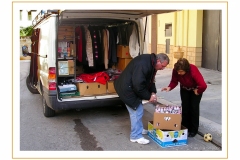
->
xmin=29 ymin=10 xmax=37 ymax=21
xmin=20 ymin=10 xmax=22 ymax=21
xmin=28 ymin=11 xmax=32 ymax=21
xmin=165 ymin=23 xmax=172 ymax=37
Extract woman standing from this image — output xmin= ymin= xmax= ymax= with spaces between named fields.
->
xmin=161 ymin=58 xmax=207 ymax=137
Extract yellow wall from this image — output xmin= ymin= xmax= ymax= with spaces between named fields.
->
xmin=149 ymin=10 xmax=203 ymax=67
xmin=183 ymin=10 xmax=188 ymax=47
xmin=155 ymin=10 xmax=203 ymax=48
xmin=157 ymin=12 xmax=175 ymax=45
xmin=188 ymin=10 xmax=203 ymax=47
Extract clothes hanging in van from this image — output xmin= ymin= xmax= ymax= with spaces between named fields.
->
xmin=81 ymin=26 xmax=88 ymax=65
xmin=88 ymin=26 xmax=104 ymax=67
xmin=84 ymin=26 xmax=94 ymax=67
xmin=117 ymin=24 xmax=133 ymax=46
xmin=102 ymin=29 xmax=109 ymax=69
xmin=75 ymin=26 xmax=83 ymax=62
xmin=129 ymin=23 xmax=140 ymax=58
xmin=107 ymin=27 xmax=118 ymax=65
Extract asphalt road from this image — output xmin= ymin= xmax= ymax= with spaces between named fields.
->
xmin=19 ymin=60 xmax=221 ymax=159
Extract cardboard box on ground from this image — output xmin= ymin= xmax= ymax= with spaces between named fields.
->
xmin=148 ymin=121 xmax=188 ymax=148
xmin=148 ymin=103 xmax=188 ymax=148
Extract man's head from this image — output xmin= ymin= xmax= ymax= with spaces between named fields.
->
xmin=155 ymin=53 xmax=170 ymax=70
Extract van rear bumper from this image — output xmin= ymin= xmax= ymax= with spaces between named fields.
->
xmin=43 ymin=91 xmax=124 ymax=111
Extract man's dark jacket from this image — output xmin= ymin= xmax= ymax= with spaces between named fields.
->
xmin=114 ymin=53 xmax=157 ymax=110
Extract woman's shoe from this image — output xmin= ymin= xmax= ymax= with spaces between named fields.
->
xmin=188 ymin=132 xmax=197 ymax=137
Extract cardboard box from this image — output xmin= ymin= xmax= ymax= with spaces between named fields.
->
xmin=107 ymin=81 xmax=116 ymax=93
xmin=117 ymin=58 xmax=132 ymax=71
xmin=70 ymin=43 xmax=76 ymax=57
xmin=148 ymin=121 xmax=188 ymax=148
xmin=68 ymin=60 xmax=74 ymax=75
xmin=76 ymin=82 xmax=106 ymax=96
xmin=117 ymin=45 xmax=131 ymax=58
xmin=153 ymin=112 xmax=182 ymax=131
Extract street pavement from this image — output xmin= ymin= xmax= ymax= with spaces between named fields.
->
xmin=19 ymin=60 xmax=224 ymax=153
xmin=143 ymin=67 xmax=223 ymax=149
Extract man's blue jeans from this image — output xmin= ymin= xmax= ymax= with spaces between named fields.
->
xmin=126 ymin=103 xmax=144 ymax=140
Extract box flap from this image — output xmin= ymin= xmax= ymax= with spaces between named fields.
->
xmin=153 ymin=112 xmax=181 ymax=130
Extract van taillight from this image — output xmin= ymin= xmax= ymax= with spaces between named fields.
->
xmin=48 ymin=67 xmax=56 ymax=90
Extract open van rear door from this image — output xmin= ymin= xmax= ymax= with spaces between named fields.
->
xmin=26 ymin=28 xmax=40 ymax=94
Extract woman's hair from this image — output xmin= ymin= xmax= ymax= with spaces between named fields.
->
xmin=174 ymin=58 xmax=190 ymax=72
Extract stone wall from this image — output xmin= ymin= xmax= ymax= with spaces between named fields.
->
xmin=148 ymin=43 xmax=203 ymax=68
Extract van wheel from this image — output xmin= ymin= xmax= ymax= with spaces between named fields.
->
xmin=42 ymin=94 xmax=55 ymax=117
xmin=26 ymin=75 xmax=39 ymax=94
xmin=120 ymin=102 xmax=126 ymax=108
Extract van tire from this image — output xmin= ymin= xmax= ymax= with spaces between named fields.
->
xmin=26 ymin=75 xmax=39 ymax=94
xmin=120 ymin=102 xmax=126 ymax=108
xmin=42 ymin=94 xmax=55 ymax=117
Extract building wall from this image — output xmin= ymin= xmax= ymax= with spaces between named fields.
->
xmin=148 ymin=10 xmax=203 ymax=68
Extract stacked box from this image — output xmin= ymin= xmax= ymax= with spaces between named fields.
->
xmin=153 ymin=104 xmax=182 ymax=130
xmin=117 ymin=45 xmax=131 ymax=58
xmin=116 ymin=45 xmax=132 ymax=71
xmin=148 ymin=104 xmax=188 ymax=148
xmin=153 ymin=112 xmax=181 ymax=130
xmin=117 ymin=58 xmax=132 ymax=71
xmin=107 ymin=81 xmax=116 ymax=93
xmin=148 ymin=121 xmax=188 ymax=148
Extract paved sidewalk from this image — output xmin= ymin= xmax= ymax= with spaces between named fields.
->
xmin=144 ymin=67 xmax=223 ymax=148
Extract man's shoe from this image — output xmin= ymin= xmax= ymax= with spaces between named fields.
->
xmin=142 ymin=129 xmax=148 ymax=135
xmin=130 ymin=137 xmax=150 ymax=144
xmin=188 ymin=132 xmax=197 ymax=137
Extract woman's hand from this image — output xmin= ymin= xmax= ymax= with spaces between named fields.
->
xmin=193 ymin=89 xmax=199 ymax=95
xmin=161 ymin=87 xmax=171 ymax=92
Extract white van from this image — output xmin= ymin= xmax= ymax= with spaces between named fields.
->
xmin=23 ymin=10 xmax=176 ymax=117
